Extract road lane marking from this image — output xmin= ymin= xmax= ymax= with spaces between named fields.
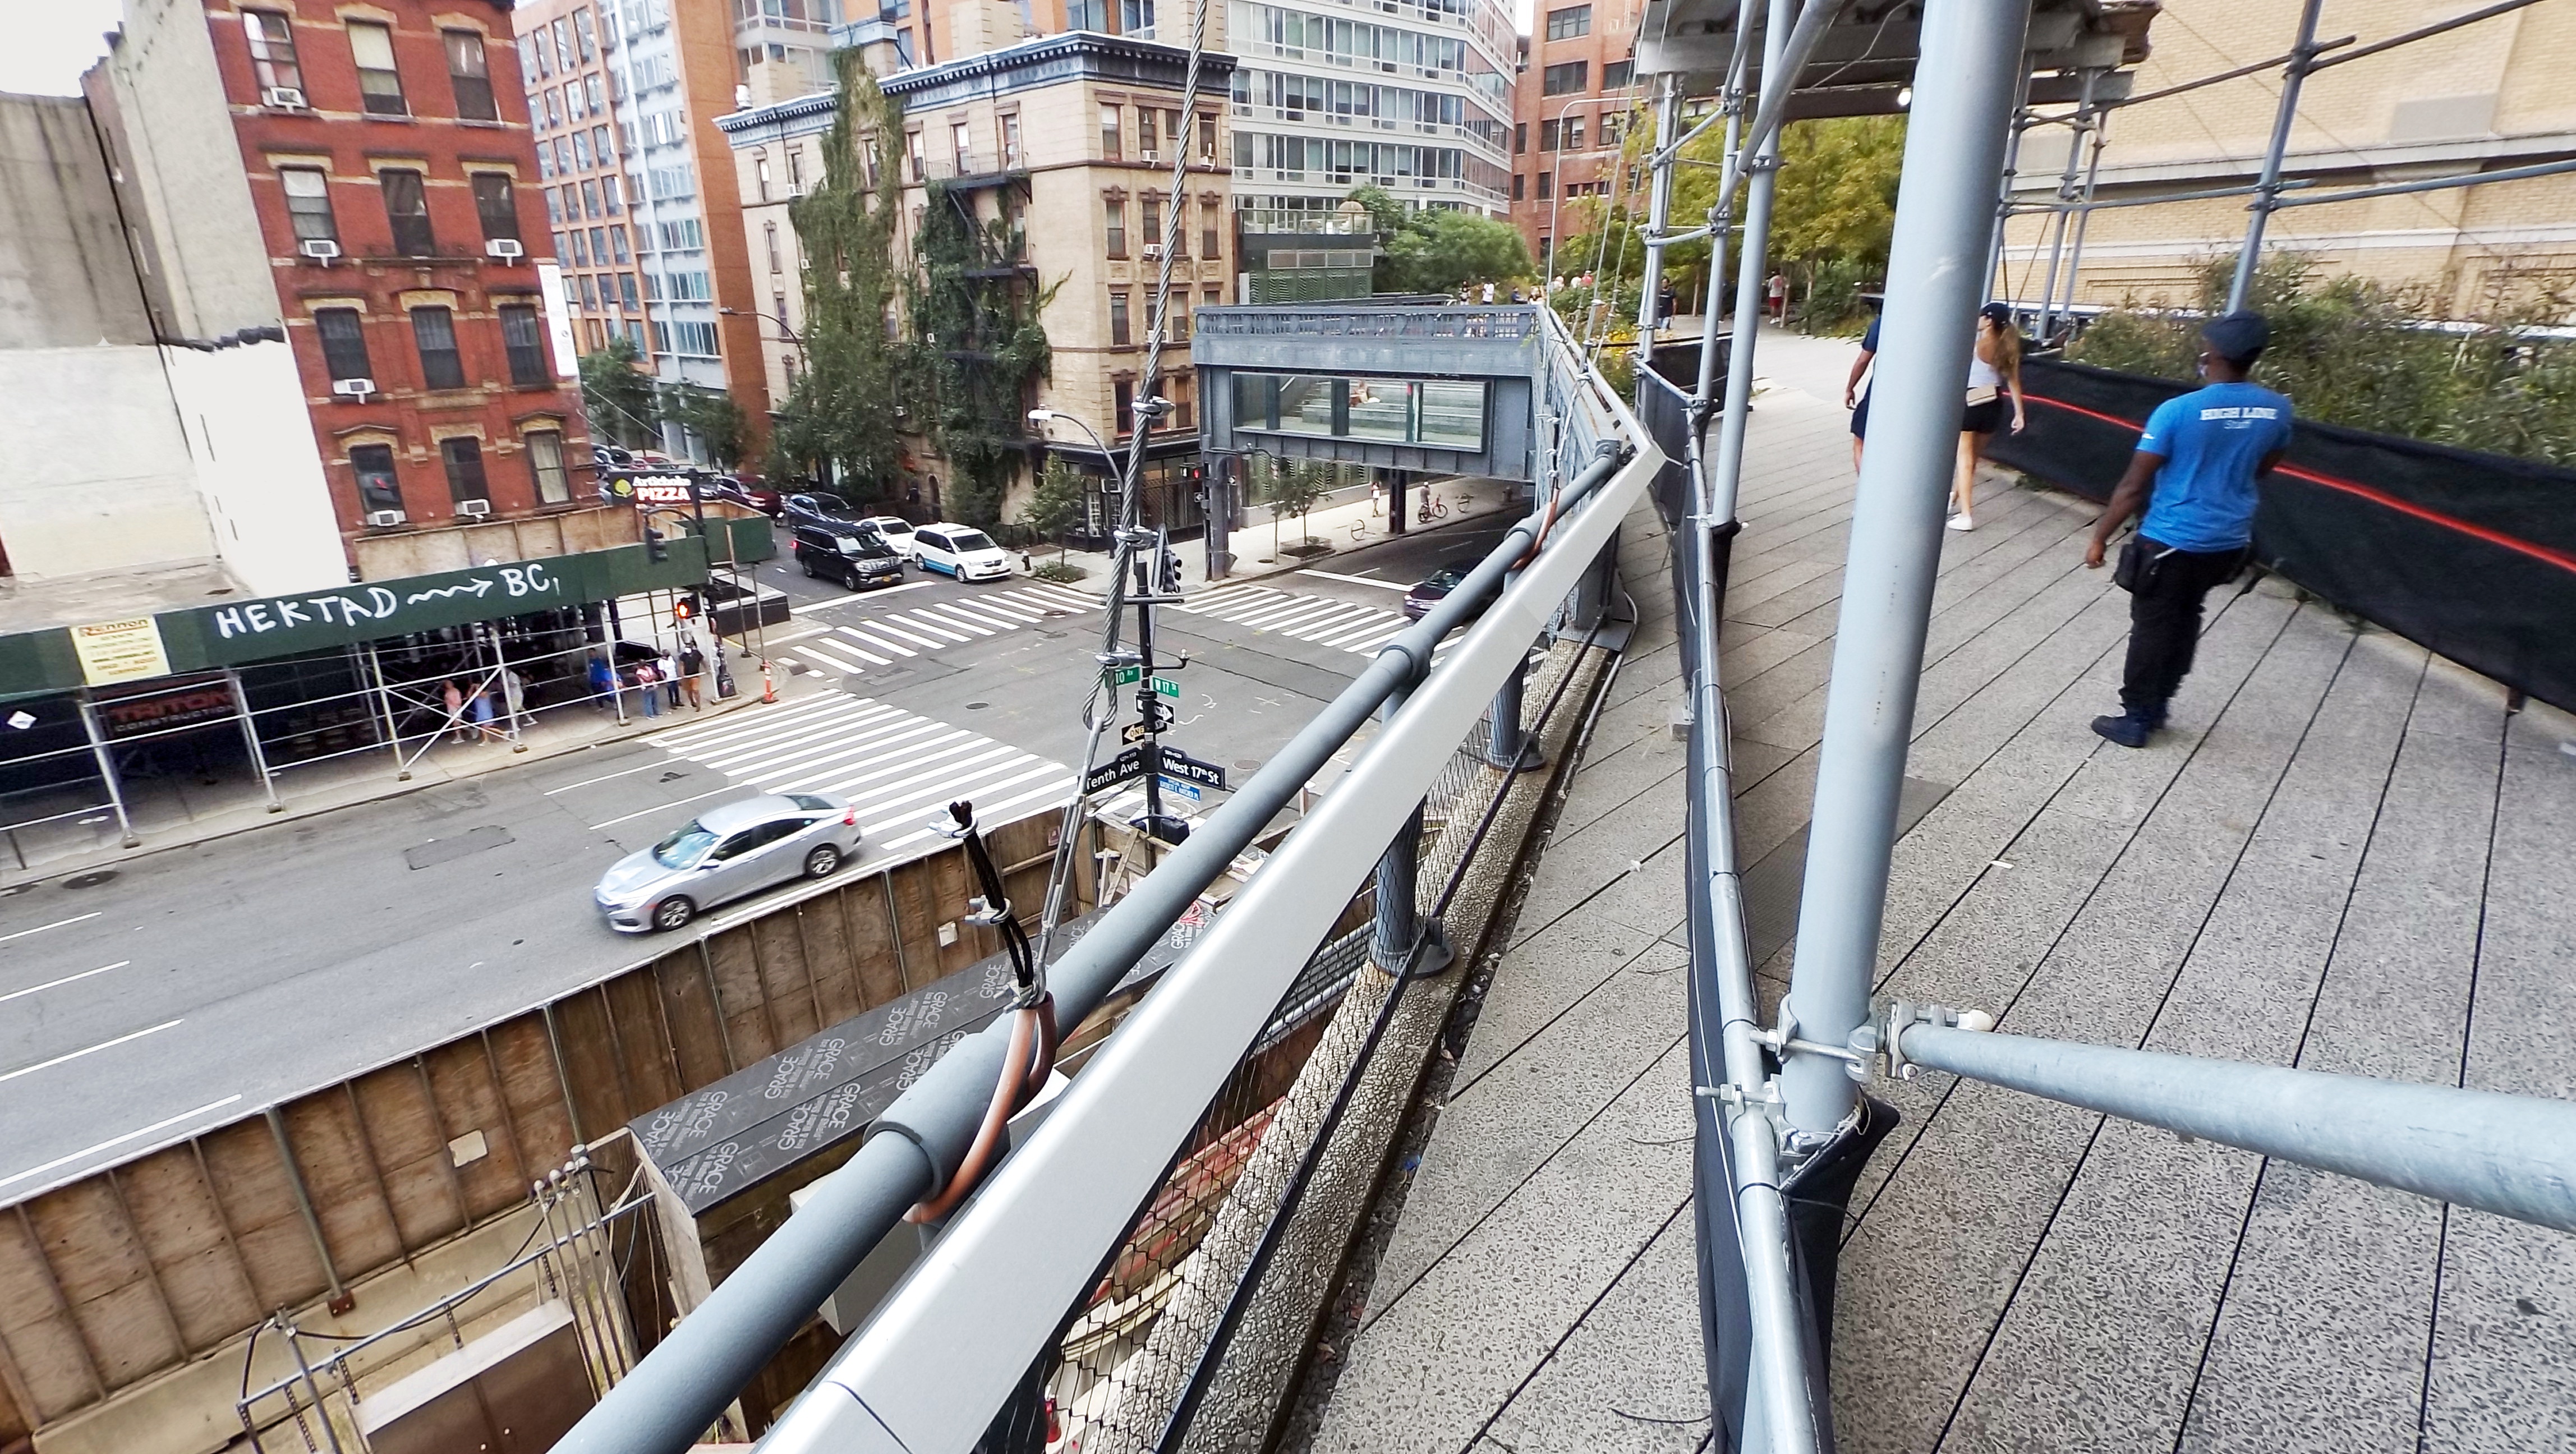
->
xmin=891 ymin=611 xmax=974 ymax=642
xmin=0 ymin=1019 xmax=183 ymax=1085
xmin=807 ymin=579 xmax=939 ymax=604
xmin=838 ymin=623 xmax=918 ymax=657
xmin=854 ymin=616 xmax=950 ymax=650
xmin=0 ymin=961 xmax=130 ymax=1004
xmin=589 ymin=786 xmax=734 ymax=830
xmin=903 ymin=608 xmax=991 ymax=637
xmin=0 ymin=1094 xmax=244 ymax=1192
xmin=645 ymin=694 xmax=846 ymax=748
xmin=1292 ymin=568 xmax=1414 ymax=590
xmin=794 ymin=641 xmax=876 ymax=674
xmin=0 ymin=913 xmax=102 ymax=945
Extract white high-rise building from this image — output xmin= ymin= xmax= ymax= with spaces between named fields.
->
xmin=1226 ymin=0 xmax=1516 ymax=232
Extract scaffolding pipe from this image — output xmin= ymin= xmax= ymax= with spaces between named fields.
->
xmin=1984 ymin=70 xmax=2036 ymax=300
xmin=1898 ymin=1024 xmax=2576 ymax=1234
xmin=2304 ymin=0 xmax=2543 ymax=73
xmin=1707 ymin=0 xmax=1796 ymax=537
xmin=2226 ymin=0 xmax=2327 ymax=312
xmin=2045 ymin=90 xmax=2112 ymax=338
xmin=1777 ymin=0 xmax=2030 ymax=1137
xmin=1634 ymin=73 xmax=1683 ymax=357
xmin=2266 ymin=153 xmax=2576 ymax=209
xmin=2031 ymin=67 xmax=2100 ymax=341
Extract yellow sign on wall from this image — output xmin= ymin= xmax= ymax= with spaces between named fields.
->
xmin=72 ymin=617 xmax=172 ymax=687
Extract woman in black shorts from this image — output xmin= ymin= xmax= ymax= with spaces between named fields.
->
xmin=1951 ymin=302 xmax=2026 ymax=531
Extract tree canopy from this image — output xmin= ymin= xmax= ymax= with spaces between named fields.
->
xmin=578 ymin=336 xmax=659 ymax=449
xmin=1349 ymin=187 xmax=1534 ymax=296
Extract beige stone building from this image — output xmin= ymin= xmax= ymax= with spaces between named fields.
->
xmin=718 ymin=24 xmax=1234 ymax=535
xmin=2002 ymin=0 xmax=2576 ymax=319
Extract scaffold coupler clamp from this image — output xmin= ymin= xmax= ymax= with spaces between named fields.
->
xmin=1852 ymin=1000 xmax=1997 ymax=1083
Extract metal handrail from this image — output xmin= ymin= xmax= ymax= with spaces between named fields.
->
xmin=756 ymin=433 xmax=1655 ymax=1454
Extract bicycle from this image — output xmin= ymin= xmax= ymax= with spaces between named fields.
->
xmin=1347 ymin=517 xmax=1369 ymax=544
xmin=1455 ymin=489 xmax=1474 ymax=514
xmin=1418 ymin=495 xmax=1449 ymax=524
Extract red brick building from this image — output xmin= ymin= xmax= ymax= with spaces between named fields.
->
xmin=1508 ymin=0 xmax=1646 ymax=269
xmin=91 ymin=0 xmax=591 ymax=573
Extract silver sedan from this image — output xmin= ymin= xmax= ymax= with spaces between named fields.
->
xmin=595 ymin=792 xmax=863 ymax=933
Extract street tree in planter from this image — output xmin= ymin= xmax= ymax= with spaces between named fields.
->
xmin=1020 ymin=459 xmax=1085 ymax=568
xmin=1267 ymin=459 xmax=1326 ymax=556
xmin=579 ymin=336 xmax=659 ymax=449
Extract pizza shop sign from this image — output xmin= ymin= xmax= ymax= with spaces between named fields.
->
xmin=204 ymin=562 xmax=568 ymax=643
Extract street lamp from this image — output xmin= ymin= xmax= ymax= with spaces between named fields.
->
xmin=719 ymin=305 xmax=806 ymax=345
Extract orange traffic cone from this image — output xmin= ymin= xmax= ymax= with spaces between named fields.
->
xmin=760 ymin=660 xmax=778 ymax=703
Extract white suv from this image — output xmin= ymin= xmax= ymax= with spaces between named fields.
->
xmin=859 ymin=516 xmax=917 ymax=560
xmin=912 ymin=523 xmax=1014 ymax=582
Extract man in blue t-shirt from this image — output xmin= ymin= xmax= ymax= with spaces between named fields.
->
xmin=2082 ymin=311 xmax=2293 ymax=747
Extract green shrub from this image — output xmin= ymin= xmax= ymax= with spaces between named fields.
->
xmin=1032 ymin=562 xmax=1087 ymax=583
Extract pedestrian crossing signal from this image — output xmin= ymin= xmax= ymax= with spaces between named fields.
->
xmin=673 ymin=596 xmax=696 ymax=623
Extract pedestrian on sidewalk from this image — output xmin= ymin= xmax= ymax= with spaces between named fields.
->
xmin=634 ymin=659 xmax=663 ymax=718
xmin=441 ymin=678 xmax=468 ymax=743
xmin=501 ymin=665 xmax=532 ymax=735
xmin=2083 ymin=311 xmax=2290 ymax=748
xmin=1949 ymin=303 xmax=2027 ymax=533
xmin=587 ymin=654 xmax=617 ymax=715
xmin=467 ymin=680 xmax=501 ymax=742
xmin=1843 ymin=313 xmax=1880 ymax=473
xmin=1767 ymin=270 xmax=1789 ymax=323
xmin=677 ymin=640 xmax=706 ymax=710
xmin=1370 ymin=478 xmax=1385 ymax=516
xmin=659 ymin=645 xmax=682 ymax=710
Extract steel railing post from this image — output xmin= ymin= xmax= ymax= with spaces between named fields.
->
xmin=1777 ymin=0 xmax=2032 ymax=1138
xmin=2227 ymin=0 xmax=2326 ymax=312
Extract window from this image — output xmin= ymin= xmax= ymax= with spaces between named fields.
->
xmin=1114 ymin=380 xmax=1133 ymax=434
xmin=1109 ymin=291 xmax=1130 ymax=346
xmin=618 ymin=273 xmax=638 ymax=309
xmin=1565 ymin=116 xmax=1585 ymax=151
xmin=587 ymin=76 xmax=606 ymax=118
xmin=764 ymin=222 xmax=780 ymax=272
xmin=1514 ymin=121 xmax=1526 ymax=155
xmin=279 ymin=167 xmax=335 ymax=242
xmin=1137 ymin=107 xmax=1157 ymax=157
xmin=952 ymin=119 xmax=972 ymax=172
xmin=592 ymin=123 xmax=613 ymax=163
xmin=314 ymin=308 xmax=371 ymax=380
xmin=444 ymin=30 xmax=496 ymax=119
xmin=609 ymin=226 xmax=630 ymax=263
xmin=1104 ymin=198 xmax=1126 ymax=257
xmin=1141 ymin=195 xmax=1161 ymax=251
xmin=347 ymin=21 xmax=407 ymax=116
xmin=774 ymin=291 xmax=789 ymax=325
xmin=352 ymin=444 xmax=403 ymax=514
xmin=1198 ymin=112 xmax=1216 ymax=162
xmin=602 ymin=171 xmax=622 ymax=213
xmin=1545 ymin=5 xmax=1589 ymax=39
xmin=571 ymin=229 xmax=591 ymax=264
xmin=905 ymin=131 xmax=924 ymax=181
xmin=1201 ymin=201 xmax=1220 ymax=260
xmin=499 ymin=303 xmax=548 ymax=385
xmin=1511 ymin=172 xmax=1524 ymax=201
xmin=411 ymin=306 xmax=465 ymax=389
xmin=527 ymin=430 xmax=569 ymax=504
xmin=1603 ymin=59 xmax=1634 ymax=91
xmin=787 ymin=146 xmax=804 ymax=191
xmin=381 ymin=169 xmax=435 ymax=255
xmin=471 ymin=173 xmax=519 ymax=241
xmin=1537 ymin=171 xmax=1552 ymax=199
xmin=1539 ymin=118 xmax=1560 ymax=151
xmin=573 ymin=7 xmax=596 ymax=61
xmin=1542 ymin=61 xmax=1586 ymax=96
xmin=581 ymin=180 xmax=602 ymax=218
xmin=1100 ymin=104 xmax=1121 ymax=160
xmin=439 ymin=436 xmax=490 ymax=506
xmin=244 ymin=11 xmax=302 ymax=93
xmin=755 ymin=154 xmax=771 ymax=200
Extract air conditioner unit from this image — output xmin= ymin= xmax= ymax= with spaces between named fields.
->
xmin=298 ymin=238 xmax=341 ymax=263
xmin=1141 ymin=243 xmax=1163 ymax=259
xmin=484 ymin=237 xmax=525 ymax=260
xmin=331 ymin=377 xmax=376 ymax=399
xmin=457 ymin=499 xmax=493 ymax=518
xmin=262 ymin=86 xmax=307 ymax=109
xmin=366 ymin=509 xmax=406 ymax=527
xmin=1140 ymin=149 xmax=1160 ymax=164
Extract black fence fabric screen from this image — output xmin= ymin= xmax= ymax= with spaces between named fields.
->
xmin=1989 ymin=357 xmax=2576 ymax=714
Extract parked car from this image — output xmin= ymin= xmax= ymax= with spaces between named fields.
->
xmin=715 ymin=476 xmax=785 ymax=517
xmin=1401 ymin=554 xmax=1489 ymax=621
xmin=594 ymin=793 xmax=862 ymax=933
xmin=793 ymin=523 xmax=907 ymax=591
xmin=592 ymin=444 xmax=634 ymax=469
xmin=858 ymin=516 xmax=917 ymax=560
xmin=911 ymin=523 xmax=1014 ymax=582
xmin=782 ymin=491 xmax=876 ymax=533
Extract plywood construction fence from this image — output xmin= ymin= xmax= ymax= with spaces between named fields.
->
xmin=0 ymin=811 xmax=1069 ymax=1448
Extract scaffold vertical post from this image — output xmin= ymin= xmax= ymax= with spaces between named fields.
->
xmin=1634 ymin=73 xmax=1682 ymax=360
xmin=2032 ymin=66 xmax=2099 ymax=341
xmin=1777 ymin=0 xmax=2032 ymax=1137
xmin=2228 ymin=0 xmax=2326 ymax=311
xmin=1708 ymin=0 xmax=1795 ymax=528
xmin=1985 ymin=66 xmax=2035 ymax=300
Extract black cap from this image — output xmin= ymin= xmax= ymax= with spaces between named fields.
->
xmin=2203 ymin=310 xmax=2271 ymax=362
xmin=1980 ymin=302 xmax=2014 ymax=326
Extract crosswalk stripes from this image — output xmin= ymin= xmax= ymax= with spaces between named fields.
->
xmin=1173 ymin=585 xmax=1451 ymax=660
xmin=786 ymin=583 xmax=1102 ymax=679
xmin=637 ymin=696 xmax=1076 ymax=855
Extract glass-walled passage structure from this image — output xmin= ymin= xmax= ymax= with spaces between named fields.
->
xmin=1230 ymin=373 xmax=1488 ymax=449
xmin=1192 ymin=305 xmax=1540 ymax=480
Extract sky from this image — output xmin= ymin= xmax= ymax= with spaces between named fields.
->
xmin=3 ymin=0 xmax=124 ymax=97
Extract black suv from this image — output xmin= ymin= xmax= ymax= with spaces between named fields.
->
xmin=793 ymin=523 xmax=907 ymax=591
xmin=783 ymin=491 xmax=873 ymax=532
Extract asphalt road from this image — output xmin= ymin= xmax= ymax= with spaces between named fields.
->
xmin=0 ymin=510 xmax=1515 ymax=1195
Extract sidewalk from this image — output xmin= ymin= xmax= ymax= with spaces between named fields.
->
xmin=1045 ymin=478 xmax=1520 ymax=594
xmin=0 ymin=636 xmax=815 ymax=887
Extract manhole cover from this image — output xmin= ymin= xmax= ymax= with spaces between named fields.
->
xmin=965 ymin=701 xmax=990 ymax=710
xmin=404 ymin=825 xmax=516 ymax=871
xmin=62 ymin=871 xmax=119 ymax=890
xmin=1234 ymin=760 xmax=1261 ymax=770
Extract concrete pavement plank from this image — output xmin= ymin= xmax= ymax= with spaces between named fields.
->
xmin=1480 ymin=1207 xmax=1709 ymax=1454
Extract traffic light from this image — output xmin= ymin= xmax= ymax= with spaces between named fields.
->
xmin=673 ymin=595 xmax=696 ymax=624
xmin=646 ymin=527 xmax=668 ymax=563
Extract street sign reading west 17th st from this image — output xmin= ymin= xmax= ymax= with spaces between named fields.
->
xmin=1154 ymin=745 xmax=1227 ymax=790
xmin=1083 ymin=746 xmax=1149 ymax=794
xmin=1149 ymin=676 xmax=1182 ymax=699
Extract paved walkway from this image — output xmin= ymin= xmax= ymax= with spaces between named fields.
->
xmin=1303 ymin=335 xmax=2576 ymax=1452
xmin=1049 ymin=479 xmax=1517 ymax=595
